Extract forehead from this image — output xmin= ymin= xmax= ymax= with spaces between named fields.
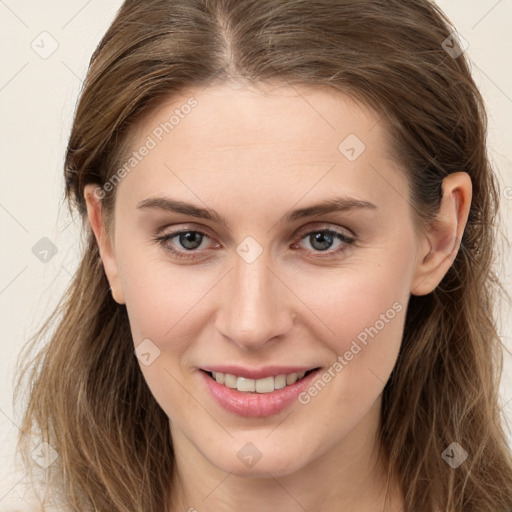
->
xmin=133 ymin=82 xmax=387 ymax=158
xmin=115 ymin=83 xmax=407 ymax=216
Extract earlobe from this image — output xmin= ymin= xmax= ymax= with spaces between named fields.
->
xmin=84 ymin=184 xmax=125 ymax=304
xmin=411 ymin=172 xmax=472 ymax=296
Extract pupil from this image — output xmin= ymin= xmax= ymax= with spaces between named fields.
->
xmin=180 ymin=232 xmax=202 ymax=250
xmin=310 ymin=232 xmax=333 ymax=251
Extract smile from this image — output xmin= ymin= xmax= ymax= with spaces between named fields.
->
xmin=200 ymin=367 xmax=323 ymax=417
xmin=205 ymin=369 xmax=317 ymax=393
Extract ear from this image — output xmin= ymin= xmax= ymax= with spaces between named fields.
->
xmin=411 ymin=172 xmax=472 ymax=296
xmin=84 ymin=184 xmax=125 ymax=304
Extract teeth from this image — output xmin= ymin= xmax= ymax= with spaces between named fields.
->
xmin=210 ymin=370 xmax=310 ymax=393
xmin=286 ymin=373 xmax=298 ymax=385
xmin=224 ymin=373 xmax=237 ymax=388
xmin=255 ymin=376 xmax=274 ymax=393
xmin=237 ymin=377 xmax=256 ymax=392
xmin=274 ymin=374 xmax=287 ymax=390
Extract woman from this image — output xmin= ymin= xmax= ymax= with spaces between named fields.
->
xmin=14 ymin=0 xmax=512 ymax=511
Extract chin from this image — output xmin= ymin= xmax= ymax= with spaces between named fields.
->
xmin=202 ymin=435 xmax=314 ymax=478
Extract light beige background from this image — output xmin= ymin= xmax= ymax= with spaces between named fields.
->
xmin=0 ymin=0 xmax=511 ymax=508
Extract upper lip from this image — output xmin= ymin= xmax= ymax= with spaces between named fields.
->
xmin=200 ymin=365 xmax=319 ymax=380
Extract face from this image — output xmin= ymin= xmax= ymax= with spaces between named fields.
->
xmin=90 ymin=83 xmax=433 ymax=478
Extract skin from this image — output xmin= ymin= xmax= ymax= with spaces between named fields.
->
xmin=84 ymin=82 xmax=471 ymax=512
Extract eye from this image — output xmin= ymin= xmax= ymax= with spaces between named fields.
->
xmin=152 ymin=224 xmax=355 ymax=260
xmin=152 ymin=229 xmax=216 ymax=259
xmin=293 ymin=227 xmax=355 ymax=257
xmin=173 ymin=231 xmax=205 ymax=250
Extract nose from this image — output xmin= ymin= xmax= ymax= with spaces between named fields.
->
xmin=214 ymin=251 xmax=295 ymax=351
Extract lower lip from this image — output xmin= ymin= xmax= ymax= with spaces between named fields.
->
xmin=200 ymin=369 xmax=321 ymax=418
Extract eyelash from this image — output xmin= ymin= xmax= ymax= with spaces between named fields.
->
xmin=152 ymin=225 xmax=356 ymax=260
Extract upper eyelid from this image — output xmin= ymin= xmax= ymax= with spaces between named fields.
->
xmin=157 ymin=223 xmax=218 ymax=242
xmin=157 ymin=222 xmax=353 ymax=236
xmin=295 ymin=223 xmax=355 ymax=239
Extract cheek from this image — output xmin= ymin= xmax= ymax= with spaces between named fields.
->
xmin=117 ymin=251 xmax=213 ymax=417
xmin=116 ymin=241 xmax=214 ymax=343
xmin=289 ymin=249 xmax=413 ymax=404
xmin=294 ymin=253 xmax=412 ymax=346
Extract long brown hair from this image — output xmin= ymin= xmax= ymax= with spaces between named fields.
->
xmin=15 ymin=1 xmax=512 ymax=510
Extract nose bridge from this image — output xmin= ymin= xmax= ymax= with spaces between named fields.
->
xmin=216 ymin=250 xmax=293 ymax=349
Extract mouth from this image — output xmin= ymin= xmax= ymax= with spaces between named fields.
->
xmin=200 ymin=366 xmax=324 ymax=417
xmin=200 ymin=368 xmax=320 ymax=394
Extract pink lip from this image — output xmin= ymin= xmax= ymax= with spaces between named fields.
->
xmin=200 ymin=365 xmax=316 ymax=380
xmin=200 ymin=368 xmax=321 ymax=418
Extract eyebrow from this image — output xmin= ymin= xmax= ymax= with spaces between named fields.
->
xmin=136 ymin=196 xmax=377 ymax=227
